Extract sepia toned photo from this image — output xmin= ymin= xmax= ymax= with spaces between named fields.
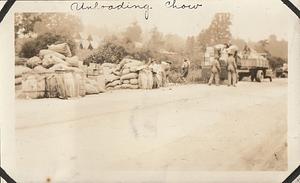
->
xmin=7 ymin=0 xmax=294 ymax=182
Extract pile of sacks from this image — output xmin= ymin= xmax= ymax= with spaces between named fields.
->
xmin=15 ymin=43 xmax=106 ymax=99
xmin=15 ymin=57 xmax=31 ymax=90
xmin=16 ymin=44 xmax=168 ymax=99
xmin=103 ymin=58 xmax=149 ymax=90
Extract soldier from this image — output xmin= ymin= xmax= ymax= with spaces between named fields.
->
xmin=161 ymin=61 xmax=172 ymax=86
xmin=227 ymin=50 xmax=237 ymax=87
xmin=180 ymin=59 xmax=190 ymax=83
xmin=208 ymin=54 xmax=221 ymax=86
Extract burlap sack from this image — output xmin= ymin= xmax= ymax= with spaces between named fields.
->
xmin=120 ymin=73 xmax=138 ymax=80
xmin=106 ymin=80 xmax=121 ymax=87
xmin=39 ymin=49 xmax=66 ymax=60
xmin=104 ymin=74 xmax=120 ymax=83
xmin=33 ymin=65 xmax=50 ymax=74
xmin=121 ymin=84 xmax=139 ymax=89
xmin=85 ymin=83 xmax=99 ymax=95
xmin=26 ymin=56 xmax=42 ymax=69
xmin=122 ymin=68 xmax=130 ymax=75
xmin=122 ymin=80 xmax=130 ymax=84
xmin=130 ymin=78 xmax=138 ymax=85
xmin=15 ymin=65 xmax=32 ymax=78
xmin=15 ymin=57 xmax=27 ymax=66
xmin=15 ymin=77 xmax=22 ymax=85
xmin=65 ymin=56 xmax=80 ymax=67
xmin=102 ymin=62 xmax=117 ymax=68
xmin=48 ymin=43 xmax=72 ymax=57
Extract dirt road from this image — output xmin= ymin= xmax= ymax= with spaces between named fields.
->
xmin=15 ymin=79 xmax=287 ymax=182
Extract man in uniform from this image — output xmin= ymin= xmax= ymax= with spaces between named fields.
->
xmin=227 ymin=50 xmax=237 ymax=87
xmin=161 ymin=61 xmax=172 ymax=86
xmin=180 ymin=59 xmax=190 ymax=83
xmin=208 ymin=54 xmax=221 ymax=86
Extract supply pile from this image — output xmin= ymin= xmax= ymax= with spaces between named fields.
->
xmin=15 ymin=44 xmax=167 ymax=100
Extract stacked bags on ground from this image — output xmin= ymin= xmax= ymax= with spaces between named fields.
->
xmin=101 ymin=63 xmax=121 ymax=90
xmin=118 ymin=58 xmax=146 ymax=89
xmin=15 ymin=57 xmax=31 ymax=90
xmin=16 ymin=43 xmax=169 ymax=99
xmin=102 ymin=58 xmax=153 ymax=90
xmin=16 ymin=43 xmax=88 ymax=99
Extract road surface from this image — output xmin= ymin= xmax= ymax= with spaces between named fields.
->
xmin=15 ymin=79 xmax=287 ymax=182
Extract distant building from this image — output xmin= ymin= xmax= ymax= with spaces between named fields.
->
xmin=75 ymin=32 xmax=102 ymax=50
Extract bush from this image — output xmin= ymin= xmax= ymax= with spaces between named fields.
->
xmin=186 ymin=68 xmax=202 ymax=83
xmin=20 ymin=32 xmax=76 ymax=58
xmin=268 ymin=56 xmax=287 ymax=70
xmin=83 ymin=42 xmax=128 ymax=65
xmin=130 ymin=49 xmax=153 ymax=62
xmin=168 ymin=67 xmax=202 ymax=84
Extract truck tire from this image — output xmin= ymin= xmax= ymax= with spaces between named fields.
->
xmin=238 ymin=73 xmax=244 ymax=81
xmin=255 ymin=70 xmax=263 ymax=82
xmin=250 ymin=69 xmax=256 ymax=82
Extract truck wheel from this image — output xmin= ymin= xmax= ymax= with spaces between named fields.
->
xmin=250 ymin=70 xmax=256 ymax=82
xmin=238 ymin=74 xmax=243 ymax=81
xmin=255 ymin=70 xmax=263 ymax=82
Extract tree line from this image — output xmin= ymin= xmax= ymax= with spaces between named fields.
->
xmin=15 ymin=13 xmax=288 ymax=70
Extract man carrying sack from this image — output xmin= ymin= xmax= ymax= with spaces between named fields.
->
xmin=227 ymin=50 xmax=237 ymax=87
xmin=208 ymin=54 xmax=221 ymax=86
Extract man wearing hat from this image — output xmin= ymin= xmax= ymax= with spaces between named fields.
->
xmin=208 ymin=54 xmax=221 ymax=86
xmin=227 ymin=50 xmax=237 ymax=87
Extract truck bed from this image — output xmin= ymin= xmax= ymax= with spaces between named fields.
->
xmin=239 ymin=58 xmax=269 ymax=68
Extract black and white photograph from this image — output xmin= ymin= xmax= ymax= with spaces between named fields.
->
xmin=1 ymin=0 xmax=299 ymax=182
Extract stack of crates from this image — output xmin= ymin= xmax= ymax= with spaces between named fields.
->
xmin=204 ymin=47 xmax=215 ymax=66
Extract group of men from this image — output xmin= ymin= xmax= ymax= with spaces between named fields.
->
xmin=148 ymin=59 xmax=172 ymax=88
xmin=148 ymin=58 xmax=191 ymax=86
xmin=208 ymin=49 xmax=238 ymax=87
xmin=147 ymin=48 xmax=238 ymax=87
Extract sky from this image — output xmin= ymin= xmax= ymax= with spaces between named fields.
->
xmin=76 ymin=0 xmax=291 ymax=41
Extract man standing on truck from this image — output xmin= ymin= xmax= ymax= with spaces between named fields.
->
xmin=227 ymin=50 xmax=237 ymax=87
xmin=208 ymin=54 xmax=221 ymax=86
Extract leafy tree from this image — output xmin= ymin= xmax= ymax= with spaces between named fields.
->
xmin=123 ymin=21 xmax=142 ymax=42
xmin=266 ymin=35 xmax=288 ymax=60
xmin=185 ymin=36 xmax=196 ymax=56
xmin=33 ymin=13 xmax=83 ymax=37
xmin=147 ymin=27 xmax=165 ymax=52
xmin=255 ymin=39 xmax=269 ymax=53
xmin=164 ymin=34 xmax=185 ymax=53
xmin=15 ymin=13 xmax=83 ymax=38
xmin=197 ymin=13 xmax=232 ymax=50
xmin=15 ymin=13 xmax=41 ymax=38
xmin=130 ymin=49 xmax=153 ymax=62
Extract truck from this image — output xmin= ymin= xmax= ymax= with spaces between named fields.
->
xmin=237 ymin=52 xmax=273 ymax=82
xmin=200 ymin=46 xmax=227 ymax=83
xmin=275 ymin=63 xmax=288 ymax=78
xmin=201 ymin=45 xmax=273 ymax=83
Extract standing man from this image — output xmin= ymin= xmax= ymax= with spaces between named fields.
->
xmin=161 ymin=61 xmax=172 ymax=86
xmin=208 ymin=54 xmax=221 ymax=86
xmin=227 ymin=50 xmax=237 ymax=87
xmin=180 ymin=59 xmax=190 ymax=83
